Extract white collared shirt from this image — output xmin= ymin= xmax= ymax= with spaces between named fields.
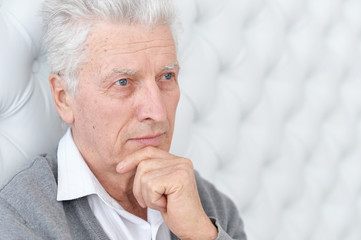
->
xmin=57 ymin=128 xmax=171 ymax=240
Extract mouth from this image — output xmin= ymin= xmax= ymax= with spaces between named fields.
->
xmin=128 ymin=133 xmax=165 ymax=147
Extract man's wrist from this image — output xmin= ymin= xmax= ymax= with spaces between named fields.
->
xmin=183 ymin=217 xmax=218 ymax=240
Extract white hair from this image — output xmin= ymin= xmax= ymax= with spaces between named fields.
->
xmin=41 ymin=0 xmax=178 ymax=95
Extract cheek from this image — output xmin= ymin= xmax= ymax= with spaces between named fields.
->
xmin=73 ymin=88 xmax=106 ymax=127
xmin=73 ymin=98 xmax=102 ymax=134
xmin=166 ymin=89 xmax=180 ymax=121
xmin=81 ymin=96 xmax=135 ymax=138
xmin=173 ymin=87 xmax=181 ymax=109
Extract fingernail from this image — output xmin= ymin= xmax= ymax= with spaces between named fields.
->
xmin=116 ymin=162 xmax=125 ymax=173
xmin=137 ymin=200 xmax=146 ymax=208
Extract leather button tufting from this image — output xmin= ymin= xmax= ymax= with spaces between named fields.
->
xmin=1 ymin=1 xmax=361 ymax=240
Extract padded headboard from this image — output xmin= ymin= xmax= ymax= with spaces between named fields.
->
xmin=1 ymin=0 xmax=361 ymax=239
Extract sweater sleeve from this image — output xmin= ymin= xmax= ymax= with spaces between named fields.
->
xmin=195 ymin=171 xmax=247 ymax=240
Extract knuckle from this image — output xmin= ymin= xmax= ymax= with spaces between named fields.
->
xmin=137 ymin=169 xmax=151 ymax=186
xmin=175 ymin=167 xmax=191 ymax=180
xmin=137 ymin=160 xmax=148 ymax=173
xmin=177 ymin=158 xmax=194 ymax=172
xmin=179 ymin=157 xmax=193 ymax=168
xmin=186 ymin=158 xmax=194 ymax=169
xmin=139 ymin=173 xmax=147 ymax=186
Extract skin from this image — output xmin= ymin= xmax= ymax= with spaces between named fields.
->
xmin=49 ymin=22 xmax=218 ymax=239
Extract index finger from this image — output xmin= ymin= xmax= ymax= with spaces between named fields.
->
xmin=115 ymin=146 xmax=173 ymax=173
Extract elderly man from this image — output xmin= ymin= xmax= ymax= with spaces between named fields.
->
xmin=0 ymin=0 xmax=246 ymax=239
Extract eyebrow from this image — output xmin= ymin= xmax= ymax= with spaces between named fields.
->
xmin=161 ymin=62 xmax=180 ymax=71
xmin=108 ymin=68 xmax=138 ymax=76
xmin=101 ymin=62 xmax=180 ymax=83
xmin=100 ymin=68 xmax=138 ymax=83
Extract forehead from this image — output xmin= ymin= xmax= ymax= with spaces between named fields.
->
xmin=84 ymin=22 xmax=177 ymax=75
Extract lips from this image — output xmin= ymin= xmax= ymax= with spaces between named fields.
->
xmin=128 ymin=133 xmax=164 ymax=147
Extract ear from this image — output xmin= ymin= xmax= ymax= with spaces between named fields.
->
xmin=49 ymin=74 xmax=75 ymax=124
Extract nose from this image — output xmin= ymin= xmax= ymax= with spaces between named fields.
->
xmin=136 ymin=81 xmax=167 ymax=122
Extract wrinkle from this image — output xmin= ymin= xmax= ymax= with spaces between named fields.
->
xmin=109 ymin=44 xmax=175 ymax=55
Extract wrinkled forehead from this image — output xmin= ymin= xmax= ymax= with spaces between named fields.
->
xmin=86 ymin=21 xmax=176 ymax=53
xmin=79 ymin=21 xmax=178 ymax=79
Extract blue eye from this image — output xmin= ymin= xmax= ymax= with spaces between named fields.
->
xmin=116 ymin=79 xmax=128 ymax=86
xmin=163 ymin=73 xmax=173 ymax=80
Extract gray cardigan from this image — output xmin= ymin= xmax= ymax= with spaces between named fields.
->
xmin=0 ymin=151 xmax=246 ymax=240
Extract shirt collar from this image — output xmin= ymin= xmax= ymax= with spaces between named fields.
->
xmin=57 ymin=127 xmax=97 ymax=201
xmin=56 ymin=128 xmax=165 ymax=226
xmin=57 ymin=128 xmax=119 ymax=210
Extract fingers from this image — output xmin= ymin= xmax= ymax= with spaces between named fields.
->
xmin=116 ymin=146 xmax=173 ymax=173
xmin=114 ymin=147 xmax=216 ymax=238
xmin=136 ymin=171 xmax=168 ymax=211
xmin=132 ymin=158 xmax=193 ymax=211
xmin=132 ymin=162 xmax=171 ymax=209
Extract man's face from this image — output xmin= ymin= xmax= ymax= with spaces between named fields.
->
xmin=69 ymin=22 xmax=180 ymax=172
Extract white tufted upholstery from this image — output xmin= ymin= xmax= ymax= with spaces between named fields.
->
xmin=1 ymin=0 xmax=361 ymax=239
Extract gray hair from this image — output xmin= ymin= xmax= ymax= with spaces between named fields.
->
xmin=41 ymin=0 xmax=177 ymax=95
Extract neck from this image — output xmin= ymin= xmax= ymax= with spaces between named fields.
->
xmin=87 ymin=162 xmax=148 ymax=221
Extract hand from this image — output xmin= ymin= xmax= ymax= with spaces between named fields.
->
xmin=116 ymin=146 xmax=218 ymax=240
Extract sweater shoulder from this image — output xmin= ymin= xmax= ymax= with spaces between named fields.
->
xmin=0 ymin=151 xmax=76 ymax=239
xmin=194 ymin=170 xmax=247 ymax=239
xmin=0 ymin=151 xmax=59 ymax=213
xmin=0 ymin=151 xmax=58 ymax=195
xmin=194 ymin=170 xmax=234 ymax=211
